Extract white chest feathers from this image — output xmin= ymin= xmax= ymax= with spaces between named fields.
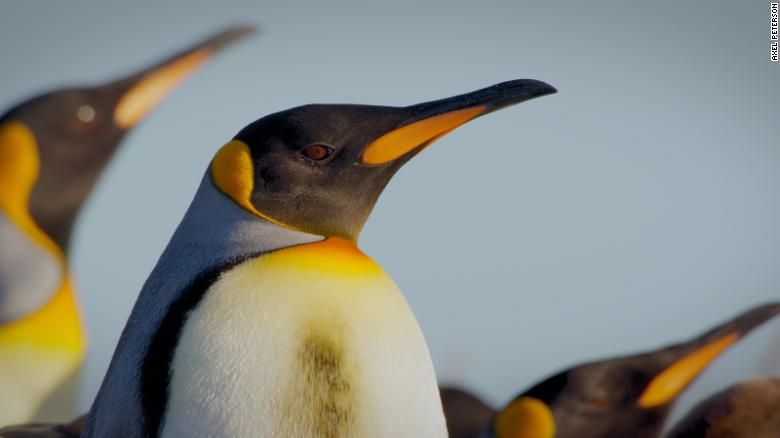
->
xmin=161 ymin=239 xmax=447 ymax=438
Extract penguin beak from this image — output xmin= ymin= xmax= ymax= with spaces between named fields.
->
xmin=112 ymin=25 xmax=256 ymax=129
xmin=360 ymin=79 xmax=557 ymax=165
xmin=637 ymin=302 xmax=780 ymax=408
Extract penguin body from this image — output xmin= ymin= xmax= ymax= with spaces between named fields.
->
xmin=164 ymin=238 xmax=442 ymax=437
xmin=0 ymin=26 xmax=254 ymax=425
xmin=667 ymin=377 xmax=780 ymax=438
xmin=86 ymin=167 xmax=446 ymax=438
xmin=0 ymin=122 xmax=87 ymax=424
xmin=84 ymin=80 xmax=556 ymax=437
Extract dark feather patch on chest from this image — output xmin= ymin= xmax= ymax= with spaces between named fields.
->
xmin=140 ymin=253 xmax=259 ymax=438
xmin=281 ymin=327 xmax=356 ymax=438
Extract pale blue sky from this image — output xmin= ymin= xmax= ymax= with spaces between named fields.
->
xmin=2 ymin=0 xmax=779 ymax=427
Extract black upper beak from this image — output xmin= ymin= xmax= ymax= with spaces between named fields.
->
xmin=637 ymin=302 xmax=780 ymax=408
xmin=407 ymin=79 xmax=557 ymax=120
xmin=123 ymin=25 xmax=257 ymax=79
xmin=360 ymin=79 xmax=556 ymax=165
xmin=688 ymin=302 xmax=780 ymax=346
xmin=108 ymin=25 xmax=257 ymax=129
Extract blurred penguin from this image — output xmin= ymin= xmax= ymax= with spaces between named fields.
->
xmin=0 ymin=25 xmax=255 ymax=425
xmin=442 ymin=303 xmax=780 ymax=438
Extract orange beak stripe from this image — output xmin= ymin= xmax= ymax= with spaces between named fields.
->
xmin=638 ymin=333 xmax=739 ymax=408
xmin=114 ymin=49 xmax=210 ymax=129
xmin=360 ymin=105 xmax=486 ymax=165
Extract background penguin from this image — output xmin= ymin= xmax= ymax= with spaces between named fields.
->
xmin=666 ymin=377 xmax=780 ymax=438
xmin=79 ymin=79 xmax=556 ymax=437
xmin=441 ymin=387 xmax=496 ymax=438
xmin=441 ymin=302 xmax=780 ymax=438
xmin=0 ymin=26 xmax=254 ymax=426
xmin=0 ymin=415 xmax=84 ymax=438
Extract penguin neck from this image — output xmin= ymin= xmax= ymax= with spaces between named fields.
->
xmin=162 ymin=173 xmax=326 ymax=270
xmin=84 ymin=174 xmax=326 ymax=437
xmin=0 ymin=120 xmax=76 ymax=332
xmin=27 ymin=133 xmax=123 ymax=254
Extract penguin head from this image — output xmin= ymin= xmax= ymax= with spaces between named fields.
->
xmin=0 ymin=26 xmax=254 ymax=250
xmin=488 ymin=302 xmax=780 ymax=438
xmin=210 ymin=79 xmax=556 ymax=240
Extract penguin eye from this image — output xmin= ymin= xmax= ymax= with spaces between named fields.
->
xmin=76 ymin=105 xmax=96 ymax=123
xmin=68 ymin=104 xmax=98 ymax=135
xmin=300 ymin=144 xmax=334 ymax=161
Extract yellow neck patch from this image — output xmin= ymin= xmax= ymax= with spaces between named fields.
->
xmin=0 ymin=276 xmax=84 ymax=351
xmin=494 ymin=396 xmax=556 ymax=438
xmin=263 ymin=238 xmax=381 ymax=276
xmin=0 ymin=121 xmax=63 ymax=260
xmin=638 ymin=333 xmax=738 ymax=408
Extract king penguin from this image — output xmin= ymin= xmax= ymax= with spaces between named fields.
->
xmin=0 ymin=26 xmax=254 ymax=426
xmin=80 ymin=79 xmax=557 ymax=438
xmin=441 ymin=302 xmax=780 ymax=438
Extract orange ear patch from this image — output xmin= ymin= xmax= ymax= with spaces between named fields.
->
xmin=210 ymin=140 xmax=291 ymax=229
xmin=0 ymin=122 xmax=63 ymax=259
xmin=211 ymin=140 xmax=256 ymax=212
xmin=0 ymin=122 xmax=38 ymax=215
xmin=494 ymin=396 xmax=556 ymax=438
